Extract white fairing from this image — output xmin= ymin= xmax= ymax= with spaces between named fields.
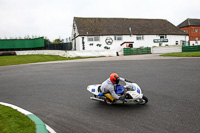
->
xmin=87 ymin=84 xmax=101 ymax=96
xmin=124 ymin=83 xmax=143 ymax=102
xmin=87 ymin=82 xmax=146 ymax=104
xmin=127 ymin=91 xmax=143 ymax=100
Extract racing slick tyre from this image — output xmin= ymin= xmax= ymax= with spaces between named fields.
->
xmin=139 ymin=95 xmax=148 ymax=105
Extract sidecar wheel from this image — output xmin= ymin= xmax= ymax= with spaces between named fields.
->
xmin=139 ymin=96 xmax=148 ymax=105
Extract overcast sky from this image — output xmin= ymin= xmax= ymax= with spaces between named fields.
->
xmin=0 ymin=0 xmax=200 ymax=41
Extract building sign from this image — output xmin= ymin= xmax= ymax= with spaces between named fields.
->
xmin=105 ymin=37 xmax=113 ymax=45
xmin=153 ymin=39 xmax=168 ymax=43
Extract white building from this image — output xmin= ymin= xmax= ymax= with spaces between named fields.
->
xmin=71 ymin=17 xmax=188 ymax=51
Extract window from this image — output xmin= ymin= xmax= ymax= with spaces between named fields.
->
xmin=87 ymin=37 xmax=94 ymax=41
xmin=176 ymin=41 xmax=178 ymax=45
xmin=136 ymin=35 xmax=144 ymax=40
xmin=94 ymin=36 xmax=100 ymax=41
xmin=160 ymin=35 xmax=167 ymax=39
xmin=87 ymin=36 xmax=100 ymax=41
xmin=195 ymin=37 xmax=198 ymax=44
xmin=183 ymin=29 xmax=187 ymax=32
xmin=195 ymin=29 xmax=198 ymax=32
xmin=114 ymin=36 xmax=123 ymax=41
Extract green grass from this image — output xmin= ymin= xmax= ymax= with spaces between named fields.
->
xmin=160 ymin=51 xmax=200 ymax=57
xmin=0 ymin=55 xmax=97 ymax=66
xmin=0 ymin=105 xmax=35 ymax=133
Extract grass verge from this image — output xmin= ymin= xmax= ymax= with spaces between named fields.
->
xmin=160 ymin=51 xmax=200 ymax=57
xmin=0 ymin=105 xmax=35 ymax=133
xmin=0 ymin=55 xmax=98 ymax=66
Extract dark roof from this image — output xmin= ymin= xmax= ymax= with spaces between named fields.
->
xmin=177 ymin=18 xmax=200 ymax=28
xmin=74 ymin=17 xmax=187 ymax=36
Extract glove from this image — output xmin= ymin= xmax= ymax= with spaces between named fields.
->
xmin=125 ymin=79 xmax=132 ymax=83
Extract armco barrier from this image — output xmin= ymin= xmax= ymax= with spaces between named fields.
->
xmin=16 ymin=50 xmax=120 ymax=57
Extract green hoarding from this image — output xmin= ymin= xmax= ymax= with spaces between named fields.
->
xmin=182 ymin=45 xmax=200 ymax=52
xmin=0 ymin=37 xmax=44 ymax=49
xmin=123 ymin=47 xmax=151 ymax=55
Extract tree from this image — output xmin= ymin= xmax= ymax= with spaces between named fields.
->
xmin=44 ymin=37 xmax=51 ymax=44
xmin=53 ymin=38 xmax=63 ymax=44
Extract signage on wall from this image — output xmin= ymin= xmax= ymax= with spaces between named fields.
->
xmin=153 ymin=39 xmax=168 ymax=43
xmin=105 ymin=37 xmax=113 ymax=45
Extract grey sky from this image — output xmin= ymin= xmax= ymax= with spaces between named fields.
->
xmin=0 ymin=0 xmax=199 ymax=41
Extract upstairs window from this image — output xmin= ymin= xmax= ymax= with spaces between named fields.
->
xmin=94 ymin=36 xmax=100 ymax=41
xmin=87 ymin=37 xmax=93 ymax=41
xmin=183 ymin=29 xmax=187 ymax=32
xmin=114 ymin=36 xmax=123 ymax=41
xmin=195 ymin=29 xmax=198 ymax=32
xmin=87 ymin=36 xmax=100 ymax=41
xmin=160 ymin=35 xmax=167 ymax=39
xmin=136 ymin=35 xmax=144 ymax=40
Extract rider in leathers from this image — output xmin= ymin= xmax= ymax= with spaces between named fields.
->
xmin=100 ymin=73 xmax=131 ymax=102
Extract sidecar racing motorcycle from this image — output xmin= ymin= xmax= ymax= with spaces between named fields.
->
xmin=87 ymin=82 xmax=148 ymax=105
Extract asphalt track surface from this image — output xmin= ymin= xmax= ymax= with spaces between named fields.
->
xmin=0 ymin=55 xmax=200 ymax=133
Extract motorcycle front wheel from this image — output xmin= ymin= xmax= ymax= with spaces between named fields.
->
xmin=139 ymin=95 xmax=148 ymax=105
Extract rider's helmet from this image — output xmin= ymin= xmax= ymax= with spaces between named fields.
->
xmin=110 ymin=73 xmax=119 ymax=84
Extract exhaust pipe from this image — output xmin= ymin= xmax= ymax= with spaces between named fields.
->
xmin=90 ymin=97 xmax=104 ymax=102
